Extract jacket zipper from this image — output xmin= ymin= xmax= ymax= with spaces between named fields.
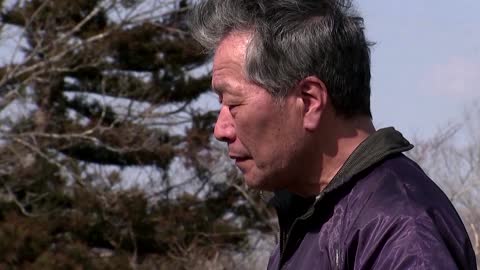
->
xmin=335 ymin=248 xmax=340 ymax=270
xmin=279 ymin=220 xmax=296 ymax=269
xmin=278 ymin=207 xmax=315 ymax=270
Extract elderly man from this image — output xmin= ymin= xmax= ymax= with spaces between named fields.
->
xmin=190 ymin=0 xmax=477 ymax=269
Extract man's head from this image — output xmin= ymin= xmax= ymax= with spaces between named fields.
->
xmin=191 ymin=0 xmax=372 ymax=118
xmin=190 ymin=0 xmax=373 ymax=193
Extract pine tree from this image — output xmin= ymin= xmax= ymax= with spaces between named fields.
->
xmin=0 ymin=0 xmax=274 ymax=269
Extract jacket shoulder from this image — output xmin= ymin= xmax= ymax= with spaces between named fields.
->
xmin=341 ymin=155 xmax=476 ymax=269
xmin=350 ymin=154 xmax=455 ymax=218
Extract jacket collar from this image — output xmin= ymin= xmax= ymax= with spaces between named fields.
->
xmin=269 ymin=127 xmax=414 ymax=222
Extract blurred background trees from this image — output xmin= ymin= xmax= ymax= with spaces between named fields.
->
xmin=407 ymin=101 xmax=480 ymax=265
xmin=0 ymin=0 xmax=275 ymax=269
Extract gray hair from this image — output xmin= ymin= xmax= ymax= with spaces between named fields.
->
xmin=190 ymin=0 xmax=373 ymax=118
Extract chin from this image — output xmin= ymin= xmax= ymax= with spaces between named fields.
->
xmin=243 ymin=174 xmax=278 ymax=191
xmin=243 ymin=178 xmax=263 ymax=189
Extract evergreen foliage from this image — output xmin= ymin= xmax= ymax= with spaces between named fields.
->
xmin=0 ymin=0 xmax=275 ymax=268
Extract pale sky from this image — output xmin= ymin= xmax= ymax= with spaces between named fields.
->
xmin=360 ymin=0 xmax=480 ymax=139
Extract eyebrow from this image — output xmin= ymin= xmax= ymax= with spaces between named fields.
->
xmin=211 ymin=81 xmax=231 ymax=95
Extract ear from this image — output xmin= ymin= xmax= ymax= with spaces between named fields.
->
xmin=299 ymin=76 xmax=328 ymax=131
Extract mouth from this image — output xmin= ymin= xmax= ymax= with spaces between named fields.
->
xmin=229 ymin=155 xmax=250 ymax=162
xmin=230 ymin=156 xmax=250 ymax=172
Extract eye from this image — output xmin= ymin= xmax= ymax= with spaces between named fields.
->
xmin=228 ymin=104 xmax=239 ymax=114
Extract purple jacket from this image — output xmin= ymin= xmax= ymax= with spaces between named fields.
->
xmin=267 ymin=128 xmax=476 ymax=270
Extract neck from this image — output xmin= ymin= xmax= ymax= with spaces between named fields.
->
xmin=293 ymin=116 xmax=375 ymax=197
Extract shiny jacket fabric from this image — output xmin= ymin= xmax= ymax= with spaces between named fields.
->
xmin=267 ymin=128 xmax=477 ymax=270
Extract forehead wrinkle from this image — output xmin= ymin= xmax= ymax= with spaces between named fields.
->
xmin=212 ymin=32 xmax=253 ymax=98
xmin=212 ymin=80 xmax=243 ymax=98
xmin=212 ymin=68 xmax=244 ymax=97
xmin=211 ymin=81 xmax=229 ymax=95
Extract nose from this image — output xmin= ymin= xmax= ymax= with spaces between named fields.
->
xmin=214 ymin=106 xmax=236 ymax=143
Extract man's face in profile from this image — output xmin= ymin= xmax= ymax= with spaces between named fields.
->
xmin=211 ymin=31 xmax=309 ymax=191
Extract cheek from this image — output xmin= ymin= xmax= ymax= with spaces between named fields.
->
xmin=235 ymin=110 xmax=274 ymax=151
xmin=240 ymin=112 xmax=290 ymax=160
